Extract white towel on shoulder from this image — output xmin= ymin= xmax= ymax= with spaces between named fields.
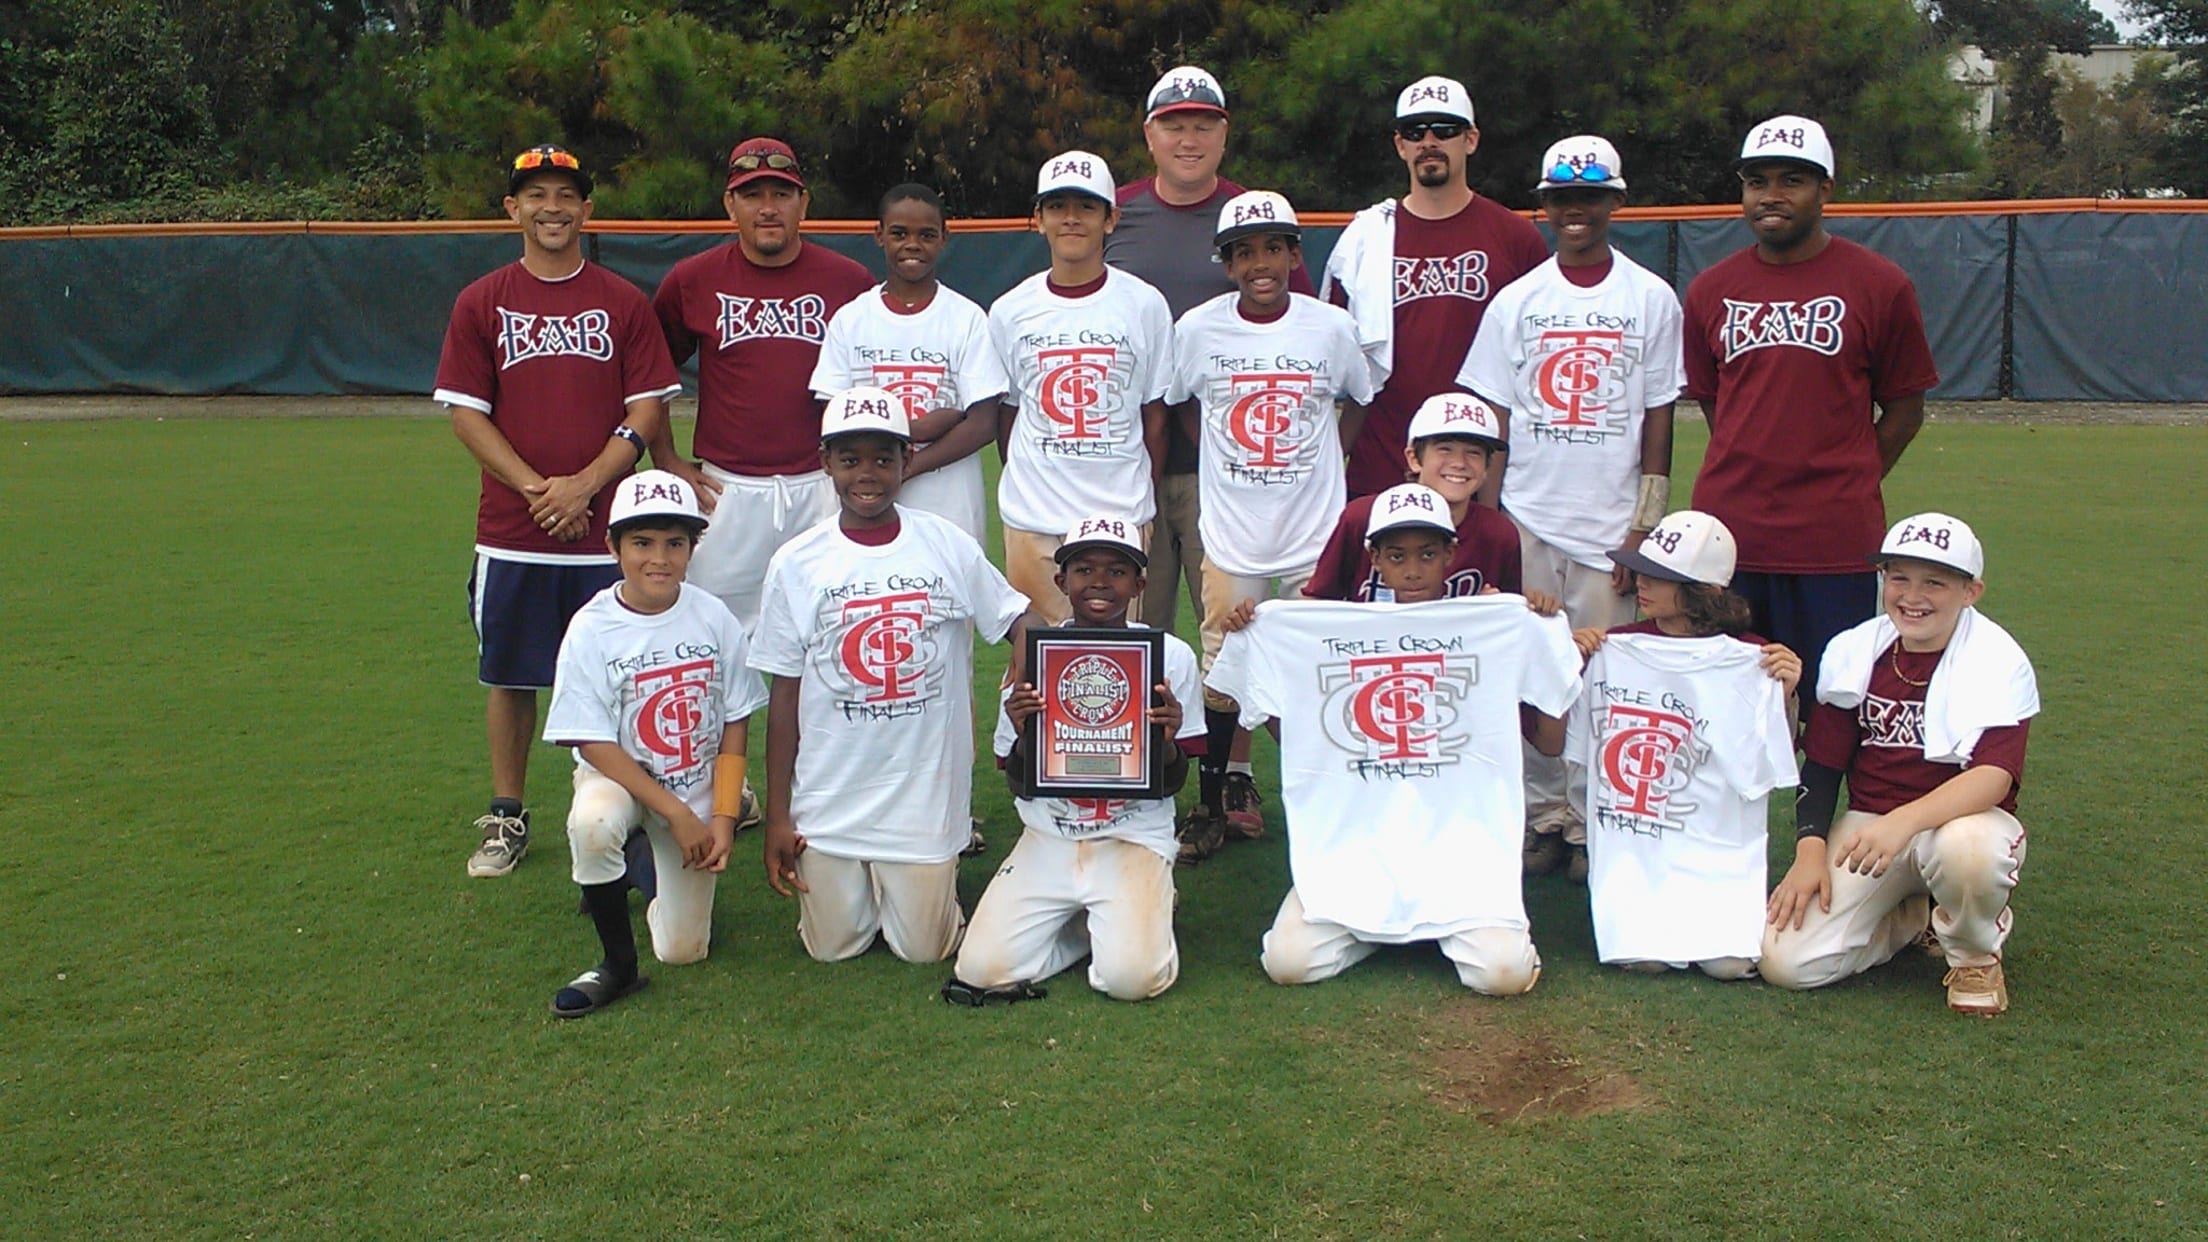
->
xmin=1816 ymin=607 xmax=2039 ymax=764
xmin=1319 ymin=198 xmax=1399 ymax=393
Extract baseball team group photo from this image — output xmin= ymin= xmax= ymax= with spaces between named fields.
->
xmin=6 ymin=15 xmax=2206 ymax=1238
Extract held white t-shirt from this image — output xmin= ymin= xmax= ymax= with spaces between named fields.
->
xmin=990 ymin=269 xmax=1174 ymax=533
xmin=994 ymin=624 xmax=1207 ymax=861
xmin=1205 ymin=596 xmax=1582 ymax=940
xmin=1458 ymin=253 xmax=1685 ymax=568
xmin=1169 ymin=292 xmax=1375 ymax=577
xmin=749 ymin=509 xmax=1030 ymax=863
xmin=543 ymin=583 xmax=770 ymax=818
xmin=810 ymin=285 xmax=1009 ymax=542
xmin=1565 ymin=632 xmax=1798 ymax=966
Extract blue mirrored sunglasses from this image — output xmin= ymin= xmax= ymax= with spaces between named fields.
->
xmin=1545 ymin=160 xmax=1615 ymax=184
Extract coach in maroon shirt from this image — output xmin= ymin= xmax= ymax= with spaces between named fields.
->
xmin=1683 ymin=115 xmax=1938 ymax=711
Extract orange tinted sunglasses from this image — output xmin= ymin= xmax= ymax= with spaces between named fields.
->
xmin=512 ymin=146 xmax=580 ymax=172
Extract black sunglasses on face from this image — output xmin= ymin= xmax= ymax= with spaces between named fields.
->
xmin=1397 ymin=121 xmax=1466 ymax=142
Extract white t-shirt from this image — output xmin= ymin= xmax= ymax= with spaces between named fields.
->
xmin=543 ymin=583 xmax=770 ymax=818
xmin=1206 ymin=596 xmax=1582 ymax=940
xmin=1457 ymin=253 xmax=1685 ymax=568
xmin=810 ymin=284 xmax=1009 ymax=542
xmin=749 ymin=508 xmax=1031 ymax=863
xmin=1565 ymin=633 xmax=1797 ymax=966
xmin=1168 ymin=292 xmax=1375 ymax=577
xmin=992 ymin=624 xmax=1207 ymax=861
xmin=990 ymin=268 xmax=1174 ymax=533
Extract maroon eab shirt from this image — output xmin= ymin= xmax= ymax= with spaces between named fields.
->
xmin=1803 ymin=644 xmax=2027 ymax=816
xmin=435 ymin=261 xmax=679 ymax=559
xmin=653 ymin=240 xmax=873 ymax=476
xmin=1304 ymin=494 xmax=1522 ymax=602
xmin=1683 ymin=237 xmax=1939 ymax=575
xmin=1338 ymin=196 xmax=1548 ymax=498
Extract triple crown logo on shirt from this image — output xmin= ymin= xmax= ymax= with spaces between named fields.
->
xmin=1037 ymin=346 xmax=1121 ymax=447
xmin=1530 ymin=330 xmax=1631 ymax=441
xmin=1594 ymin=703 xmax=1706 ymax=836
xmin=1318 ymin=652 xmax=1475 ymax=778
xmin=836 ymin=591 xmax=938 ymax=719
xmin=497 ymin=307 xmax=614 ymax=369
xmin=634 ymin=657 xmax=717 ymax=776
xmin=1225 ymin=372 xmax=1318 ymax=474
xmin=872 ymin=363 xmax=949 ymax=419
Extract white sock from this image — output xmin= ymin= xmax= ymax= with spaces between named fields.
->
xmin=1227 ymin=761 xmax=1253 ymax=777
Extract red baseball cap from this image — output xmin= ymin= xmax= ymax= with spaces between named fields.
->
xmin=726 ymin=137 xmax=805 ymax=191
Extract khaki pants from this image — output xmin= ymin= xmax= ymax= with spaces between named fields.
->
xmin=1198 ymin=558 xmax=1314 ymax=713
xmin=1761 ymin=809 xmax=2027 ymax=989
xmin=955 ymin=830 xmax=1179 ymax=1001
xmin=1515 ymin=514 xmax=1636 ymax=842
xmin=1259 ymin=888 xmax=1542 ymax=996
xmin=795 ymin=851 xmax=964 ymax=964
xmin=1141 ymin=473 xmax=1205 ymax=630
xmin=1002 ymin=522 xmax=1151 ymax=626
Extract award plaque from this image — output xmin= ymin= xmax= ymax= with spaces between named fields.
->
xmin=1021 ymin=626 xmax=1170 ymax=799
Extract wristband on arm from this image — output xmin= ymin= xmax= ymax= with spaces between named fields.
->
xmin=711 ymin=753 xmax=748 ymax=819
xmin=1631 ymin=473 xmax=1671 ymax=532
xmin=1795 ymin=761 xmax=1843 ymax=841
xmin=611 ymin=424 xmax=647 ymax=463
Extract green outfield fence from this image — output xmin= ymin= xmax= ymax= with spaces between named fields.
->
xmin=2 ymin=200 xmax=2202 ymax=402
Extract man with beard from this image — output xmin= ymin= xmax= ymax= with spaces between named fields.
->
xmin=1320 ymin=75 xmax=1549 ymax=501
xmin=1681 ymin=116 xmax=1938 ymax=715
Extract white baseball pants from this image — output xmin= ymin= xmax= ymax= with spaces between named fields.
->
xmin=1260 ymin=888 xmax=1542 ymax=996
xmin=1760 ymin=808 xmax=2027 ymax=989
xmin=795 ymin=851 xmax=964 ymax=964
xmin=955 ymin=830 xmax=1179 ymax=1001
xmin=565 ymin=766 xmax=719 ymax=966
xmin=1515 ymin=515 xmax=1637 ymax=843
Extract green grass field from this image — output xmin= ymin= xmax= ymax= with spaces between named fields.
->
xmin=4 ymin=415 xmax=2204 ymax=1239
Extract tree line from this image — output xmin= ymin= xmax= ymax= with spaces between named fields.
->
xmin=0 ymin=0 xmax=2198 ymax=227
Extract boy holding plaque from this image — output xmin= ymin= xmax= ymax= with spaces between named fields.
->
xmin=949 ymin=516 xmax=1208 ymax=1003
xmin=750 ymin=387 xmax=1033 ymax=964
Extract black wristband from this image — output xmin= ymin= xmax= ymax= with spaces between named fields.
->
xmin=1795 ymin=761 xmax=1843 ymax=840
xmin=611 ymin=424 xmax=646 ymax=462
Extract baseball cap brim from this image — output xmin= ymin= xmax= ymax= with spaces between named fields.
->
xmin=1149 ymin=100 xmax=1227 ymax=120
xmin=728 ymin=168 xmax=804 ymax=191
xmin=1214 ymin=220 xmax=1301 ymax=251
xmin=1409 ymin=429 xmax=1507 ymax=452
xmin=1867 ymin=550 xmax=1978 ymax=579
xmin=1736 ymin=154 xmax=1829 ymax=176
xmin=509 ymin=166 xmax=592 ymax=199
xmin=1036 ymin=187 xmax=1113 ymax=205
xmin=1054 ymin=538 xmax=1148 ymax=568
xmin=1607 ymin=545 xmax=1697 ymax=583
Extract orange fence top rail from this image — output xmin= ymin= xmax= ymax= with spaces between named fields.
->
xmin=2 ymin=197 xmax=2196 ymax=240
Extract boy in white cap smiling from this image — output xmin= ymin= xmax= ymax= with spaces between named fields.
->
xmin=540 ymin=469 xmax=767 ymax=1017
xmin=1168 ymin=188 xmax=1374 ymax=855
xmin=1460 ymin=133 xmax=1687 ymax=878
xmin=990 ymin=151 xmax=1175 ymax=624
xmin=749 ymin=388 xmax=1036 ymax=965
xmin=1762 ymin=513 xmax=2039 ymax=1015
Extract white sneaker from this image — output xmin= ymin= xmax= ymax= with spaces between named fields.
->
xmin=467 ymin=809 xmax=530 ymax=877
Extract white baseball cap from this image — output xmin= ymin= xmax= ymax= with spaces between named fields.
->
xmin=1146 ymin=66 xmax=1228 ymax=122
xmin=820 ymin=385 xmax=911 ymax=442
xmin=1608 ymin=511 xmax=1737 ymax=587
xmin=1055 ymin=514 xmax=1148 ymax=568
xmin=1873 ymin=512 xmax=1984 ymax=580
xmin=1404 ymin=392 xmax=1505 ymax=450
xmin=1535 ymin=134 xmax=1626 ymax=193
xmin=1035 ymin=150 xmax=1116 ymax=205
xmin=1396 ymin=76 xmax=1474 ymax=126
xmin=1214 ymin=189 xmax=1299 ymax=251
xmin=1366 ymin=483 xmax=1457 ymax=543
xmin=1738 ymin=115 xmax=1835 ymax=179
xmin=609 ymin=469 xmax=708 ymax=531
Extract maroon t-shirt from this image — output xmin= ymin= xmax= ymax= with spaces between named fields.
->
xmin=1683 ymin=236 xmax=1939 ymax=574
xmin=434 ymin=260 xmax=679 ymax=558
xmin=1304 ymin=495 xmax=1522 ymax=601
xmin=1340 ymin=196 xmax=1549 ymax=498
xmin=1802 ymin=643 xmax=2027 ymax=816
xmin=653 ymin=240 xmax=873 ymax=476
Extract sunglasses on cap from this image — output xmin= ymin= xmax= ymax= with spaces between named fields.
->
xmin=730 ymin=151 xmax=799 ymax=173
xmin=512 ymin=146 xmax=580 ymax=172
xmin=1545 ymin=160 xmax=1615 ymax=184
xmin=1397 ymin=121 xmax=1466 ymax=142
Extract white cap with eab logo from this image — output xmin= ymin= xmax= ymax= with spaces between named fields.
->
xmin=1738 ymin=115 xmax=1835 ymax=179
xmin=1365 ymin=483 xmax=1457 ymax=543
xmin=1036 ymin=151 xmax=1116 ymax=205
xmin=610 ymin=469 xmax=708 ymax=531
xmin=1396 ymin=75 xmax=1474 ymax=126
xmin=1873 ymin=512 xmax=1984 ymax=580
xmin=820 ymin=385 xmax=911 ymax=442
xmin=1214 ymin=190 xmax=1300 ymax=251
xmin=1055 ymin=514 xmax=1148 ymax=568
xmin=1607 ymin=511 xmax=1737 ymax=586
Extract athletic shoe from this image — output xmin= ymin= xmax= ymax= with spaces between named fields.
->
xmin=1565 ymin=843 xmax=1590 ymax=885
xmin=1522 ymin=829 xmax=1566 ymax=876
xmin=467 ymin=809 xmax=530 ymax=877
xmin=1175 ymin=804 xmax=1226 ymax=865
xmin=1221 ymin=772 xmax=1265 ymax=839
xmin=961 ymin=818 xmax=988 ymax=857
xmin=735 ymin=781 xmax=763 ymax=832
xmin=1943 ymin=961 xmax=2008 ymax=1016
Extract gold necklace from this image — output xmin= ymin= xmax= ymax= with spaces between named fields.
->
xmin=1888 ymin=639 xmax=1931 ymax=688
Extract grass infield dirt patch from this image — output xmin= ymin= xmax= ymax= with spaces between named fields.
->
xmin=1417 ymin=1014 xmax=1649 ymax=1125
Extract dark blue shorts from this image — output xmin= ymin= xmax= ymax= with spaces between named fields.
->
xmin=468 ymin=555 xmax=621 ymax=690
xmin=1732 ymin=570 xmax=1879 ymax=717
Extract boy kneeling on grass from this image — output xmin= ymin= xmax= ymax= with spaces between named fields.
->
xmin=542 ymin=470 xmax=767 ymax=1018
xmin=1763 ymin=513 xmax=2039 ymax=1016
xmin=750 ymin=388 xmax=1034 ymax=965
xmin=949 ymin=516 xmax=1207 ymax=1003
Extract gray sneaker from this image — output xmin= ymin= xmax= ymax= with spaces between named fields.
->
xmin=734 ymin=781 xmax=763 ymax=833
xmin=467 ymin=809 xmax=531 ymax=877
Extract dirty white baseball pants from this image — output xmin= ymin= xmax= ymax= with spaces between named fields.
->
xmin=955 ymin=830 xmax=1179 ymax=1001
xmin=566 ymin=766 xmax=720 ymax=966
xmin=795 ymin=850 xmax=964 ymax=964
xmin=1261 ymin=888 xmax=1542 ymax=996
